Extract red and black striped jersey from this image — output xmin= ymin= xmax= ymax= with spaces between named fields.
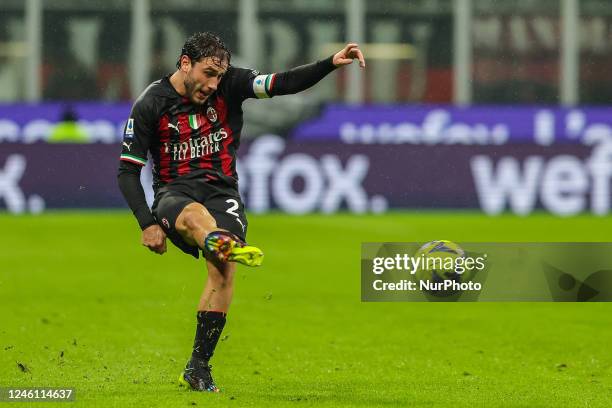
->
xmin=117 ymin=56 xmax=336 ymax=230
xmin=119 ymin=67 xmax=276 ymax=189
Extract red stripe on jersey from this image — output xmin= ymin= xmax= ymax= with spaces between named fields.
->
xmin=158 ymin=115 xmax=172 ymax=183
xmin=177 ymin=114 xmax=191 ymax=176
xmin=216 ymin=97 xmax=235 ymax=177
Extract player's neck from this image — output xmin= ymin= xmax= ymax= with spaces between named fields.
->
xmin=169 ymin=70 xmax=187 ymax=96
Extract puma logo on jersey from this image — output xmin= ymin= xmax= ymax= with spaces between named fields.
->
xmin=168 ymin=123 xmax=180 ymax=133
xmin=122 ymin=141 xmax=133 ymax=151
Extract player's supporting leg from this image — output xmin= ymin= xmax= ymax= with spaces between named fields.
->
xmin=175 ymin=202 xmax=263 ymax=266
xmin=181 ymin=272 xmax=230 ymax=393
xmin=188 ymin=260 xmax=235 ymax=378
xmin=198 ymin=260 xmax=236 ymax=312
xmin=175 ymin=203 xmax=259 ymax=392
xmin=180 ymin=259 xmax=236 ymax=391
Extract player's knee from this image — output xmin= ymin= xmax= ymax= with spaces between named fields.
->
xmin=208 ymin=263 xmax=235 ymax=287
xmin=209 ymin=272 xmax=234 ymax=290
xmin=176 ymin=205 xmax=216 ymax=235
xmin=215 ymin=275 xmax=234 ymax=289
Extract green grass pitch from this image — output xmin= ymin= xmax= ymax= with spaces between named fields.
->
xmin=1 ymin=211 xmax=611 ymax=407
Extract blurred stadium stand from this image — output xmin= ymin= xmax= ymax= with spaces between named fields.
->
xmin=3 ymin=0 xmax=612 ymax=107
xmin=2 ymin=0 xmax=612 ymax=216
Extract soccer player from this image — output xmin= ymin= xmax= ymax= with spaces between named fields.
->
xmin=117 ymin=32 xmax=365 ymax=392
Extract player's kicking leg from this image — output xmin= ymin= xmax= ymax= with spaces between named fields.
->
xmin=176 ymin=202 xmax=263 ymax=267
xmin=204 ymin=230 xmax=264 ymax=266
xmin=174 ymin=202 xmax=262 ymax=392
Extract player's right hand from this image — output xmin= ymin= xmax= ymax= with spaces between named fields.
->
xmin=142 ymin=224 xmax=167 ymax=254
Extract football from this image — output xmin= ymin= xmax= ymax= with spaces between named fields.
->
xmin=414 ymin=240 xmax=473 ymax=296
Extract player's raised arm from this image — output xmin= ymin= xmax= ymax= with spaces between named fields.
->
xmin=228 ymin=43 xmax=365 ymax=100
xmin=258 ymin=42 xmax=365 ymax=97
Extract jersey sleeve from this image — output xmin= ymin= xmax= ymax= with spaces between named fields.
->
xmin=119 ymin=96 xmax=156 ymax=166
xmin=223 ymin=57 xmax=337 ymax=102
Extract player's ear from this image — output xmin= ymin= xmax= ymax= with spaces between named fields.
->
xmin=180 ymin=55 xmax=191 ymax=72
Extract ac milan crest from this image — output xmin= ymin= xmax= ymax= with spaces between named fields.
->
xmin=206 ymin=106 xmax=218 ymax=123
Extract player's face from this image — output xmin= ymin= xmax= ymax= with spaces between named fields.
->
xmin=184 ymin=57 xmax=228 ymax=105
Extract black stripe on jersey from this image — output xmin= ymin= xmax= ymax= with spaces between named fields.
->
xmin=207 ymin=99 xmax=225 ymax=176
xmin=167 ymin=108 xmax=181 ymax=181
xmin=209 ymin=120 xmax=224 ymax=176
xmin=227 ymin=128 xmax=238 ymax=178
xmin=150 ymin=142 xmax=161 ymax=188
xmin=224 ymin=102 xmax=241 ymax=179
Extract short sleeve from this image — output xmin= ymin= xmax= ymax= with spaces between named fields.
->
xmin=119 ymin=98 xmax=155 ymax=166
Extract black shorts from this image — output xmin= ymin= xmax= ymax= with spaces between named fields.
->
xmin=151 ymin=178 xmax=248 ymax=259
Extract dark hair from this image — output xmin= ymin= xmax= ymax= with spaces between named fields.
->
xmin=176 ymin=32 xmax=231 ymax=68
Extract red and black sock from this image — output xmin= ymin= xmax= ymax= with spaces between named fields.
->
xmin=191 ymin=311 xmax=227 ymax=362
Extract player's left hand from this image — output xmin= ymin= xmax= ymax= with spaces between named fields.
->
xmin=333 ymin=43 xmax=366 ymax=68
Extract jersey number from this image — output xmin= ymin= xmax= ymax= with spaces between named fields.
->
xmin=225 ymin=199 xmax=245 ymax=232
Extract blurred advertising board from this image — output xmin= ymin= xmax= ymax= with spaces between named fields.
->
xmin=292 ymin=105 xmax=612 ymax=145
xmin=0 ymin=103 xmax=130 ymax=144
xmin=0 ymin=136 xmax=609 ymax=216
xmin=3 ymin=103 xmax=612 ymax=146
